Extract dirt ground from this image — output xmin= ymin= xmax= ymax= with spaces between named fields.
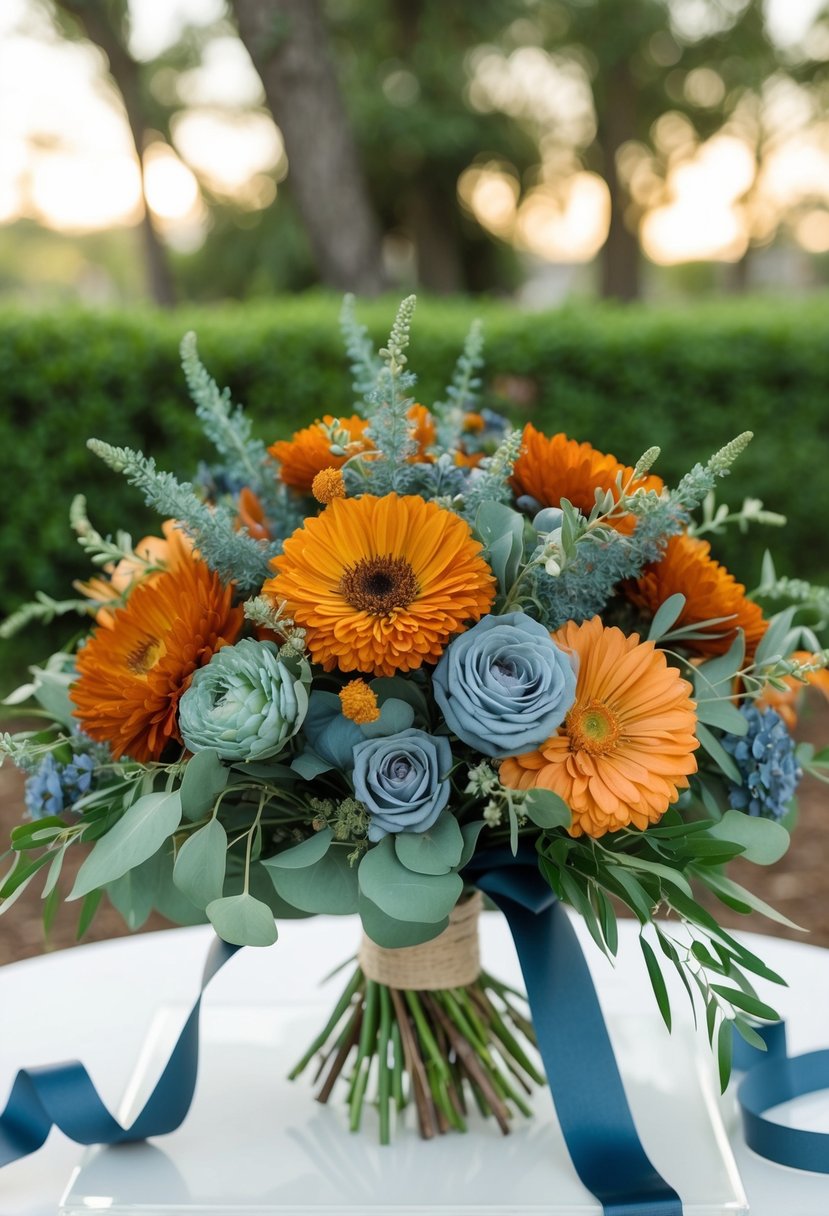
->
xmin=1 ymin=698 xmax=827 ymax=968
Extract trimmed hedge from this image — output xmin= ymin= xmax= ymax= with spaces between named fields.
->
xmin=2 ymin=294 xmax=829 ymax=685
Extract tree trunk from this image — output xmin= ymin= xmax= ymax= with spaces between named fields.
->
xmin=407 ymin=180 xmax=464 ymax=294
xmin=595 ymin=63 xmax=641 ymax=302
xmin=231 ymin=0 xmax=386 ymax=295
xmin=55 ymin=1 xmax=176 ymax=307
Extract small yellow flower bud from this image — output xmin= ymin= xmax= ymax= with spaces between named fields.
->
xmin=311 ymin=467 xmax=347 ymax=504
xmin=339 ymin=679 xmax=380 ymax=724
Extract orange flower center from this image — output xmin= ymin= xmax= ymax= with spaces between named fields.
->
xmin=127 ymin=636 xmax=164 ymax=675
xmin=339 ymin=555 xmax=419 ymax=616
xmin=566 ymin=699 xmax=621 ymax=755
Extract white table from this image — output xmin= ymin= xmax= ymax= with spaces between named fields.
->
xmin=2 ymin=915 xmax=829 ymax=1216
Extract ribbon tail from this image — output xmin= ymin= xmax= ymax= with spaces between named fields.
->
xmin=478 ymin=872 xmax=683 ymax=1216
xmin=0 ymin=936 xmax=239 ymax=1166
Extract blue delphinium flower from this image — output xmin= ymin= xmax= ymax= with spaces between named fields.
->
xmin=24 ymin=751 xmax=95 ymax=820
xmin=722 ymin=705 xmax=802 ymax=821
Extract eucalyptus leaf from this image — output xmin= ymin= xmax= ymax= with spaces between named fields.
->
xmin=372 ymin=676 xmax=430 ymax=723
xmin=358 ymin=894 xmax=449 ymax=948
xmin=708 ymin=810 xmax=790 ymax=866
xmin=291 ymin=749 xmax=334 ymax=780
xmin=359 ymin=698 xmax=415 ymax=739
xmin=265 ymin=827 xmax=333 ymax=869
xmin=180 ymin=749 xmax=228 ymax=821
xmin=264 ymin=846 xmax=359 ymax=914
xmin=647 ymin=594 xmax=686 ymax=642
xmin=206 ymin=892 xmax=277 ymax=946
xmin=394 ymin=811 xmax=463 ymax=875
xmin=107 ymin=853 xmax=162 ymax=930
xmin=458 ymin=820 xmax=486 ymax=869
xmin=30 ymin=665 xmax=75 ymax=728
xmin=754 ymin=607 xmax=797 ymax=670
xmin=358 ymin=836 xmax=463 ymax=923
xmin=474 ymin=502 xmax=524 ymax=594
xmin=522 ymin=788 xmax=572 ymax=831
xmin=69 ymin=790 xmax=183 ymax=900
xmin=695 ymin=699 xmax=748 ymax=734
xmin=694 ymin=633 xmax=745 ymax=697
xmin=173 ymin=818 xmax=228 ymax=908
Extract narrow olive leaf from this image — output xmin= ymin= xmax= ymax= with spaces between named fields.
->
xmin=706 ymin=997 xmax=718 ymax=1048
xmin=709 ymin=984 xmax=780 ymax=1023
xmin=77 ymin=888 xmax=104 ymax=940
xmin=0 ymin=852 xmax=51 ymax=903
xmin=606 ymin=867 xmax=653 ymax=923
xmin=733 ymin=1017 xmax=768 ymax=1054
xmin=69 ymin=790 xmax=183 ymax=900
xmin=640 ymin=936 xmax=672 ymax=1032
xmin=717 ymin=1018 xmax=733 ymax=1092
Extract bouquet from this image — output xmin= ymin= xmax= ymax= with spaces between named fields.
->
xmin=3 ymin=296 xmax=828 ymax=1150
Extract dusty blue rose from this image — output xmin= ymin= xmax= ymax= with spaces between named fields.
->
xmin=179 ymin=639 xmax=310 ymax=761
xmin=352 ymin=728 xmax=452 ymax=842
xmin=432 ymin=611 xmax=577 ymax=758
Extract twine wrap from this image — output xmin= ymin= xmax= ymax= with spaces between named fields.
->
xmin=358 ymin=892 xmax=483 ymax=990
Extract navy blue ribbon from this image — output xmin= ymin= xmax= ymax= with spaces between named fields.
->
xmin=734 ymin=1021 xmax=829 ymax=1173
xmin=465 ymin=847 xmax=683 ymax=1215
xmin=0 ymin=936 xmax=237 ymax=1167
xmin=3 ymin=852 xmax=829 ymax=1204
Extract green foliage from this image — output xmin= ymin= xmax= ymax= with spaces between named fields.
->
xmin=3 ymin=295 xmax=829 ymax=689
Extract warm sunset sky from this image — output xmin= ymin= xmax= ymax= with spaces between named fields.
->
xmin=1 ymin=0 xmax=827 ymax=266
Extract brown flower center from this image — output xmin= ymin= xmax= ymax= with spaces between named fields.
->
xmin=339 ymin=555 xmax=419 ymax=616
xmin=127 ymin=636 xmax=163 ymax=675
xmin=566 ymin=699 xmax=620 ymax=755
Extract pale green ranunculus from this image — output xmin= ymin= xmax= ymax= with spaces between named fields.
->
xmin=179 ymin=639 xmax=310 ymax=761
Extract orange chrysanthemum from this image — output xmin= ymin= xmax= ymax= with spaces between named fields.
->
xmin=628 ymin=534 xmax=767 ymax=659
xmin=75 ymin=520 xmax=191 ymax=629
xmin=501 ymin=616 xmax=699 ymax=838
xmin=269 ymin=415 xmax=371 ymax=493
xmin=407 ymin=403 xmax=437 ymax=461
xmin=511 ymin=425 xmax=663 ymax=534
xmin=237 ymin=487 xmax=271 ymax=540
xmin=72 ymin=547 xmax=243 ymax=762
xmin=266 ymin=493 xmax=495 ymax=676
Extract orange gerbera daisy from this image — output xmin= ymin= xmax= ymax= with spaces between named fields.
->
xmin=511 ymin=425 xmax=663 ymax=534
xmin=72 ymin=549 xmax=243 ymax=762
xmin=266 ymin=493 xmax=495 ymax=676
xmin=501 ymin=616 xmax=699 ymax=838
xmin=628 ymin=533 xmax=767 ymax=659
xmin=269 ymin=415 xmax=371 ymax=493
xmin=236 ymin=487 xmax=270 ymax=540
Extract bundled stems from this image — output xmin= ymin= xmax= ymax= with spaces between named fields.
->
xmin=291 ymin=965 xmax=543 ymax=1144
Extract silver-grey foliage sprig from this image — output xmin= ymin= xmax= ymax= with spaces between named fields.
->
xmin=361 ymin=295 xmax=419 ymax=494
xmin=432 ymin=319 xmax=485 ymax=452
xmin=672 ymin=431 xmax=753 ymax=514
xmin=86 ymin=439 xmax=276 ymax=593
xmin=462 ymin=428 xmax=524 ymax=519
xmin=340 ymin=294 xmax=382 ymax=409
xmin=180 ymin=332 xmax=280 ymax=516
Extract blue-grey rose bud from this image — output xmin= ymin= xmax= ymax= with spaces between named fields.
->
xmin=352 ymin=728 xmax=452 ymax=843
xmin=432 ymin=611 xmax=576 ymax=758
xmin=179 ymin=639 xmax=310 ymax=761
